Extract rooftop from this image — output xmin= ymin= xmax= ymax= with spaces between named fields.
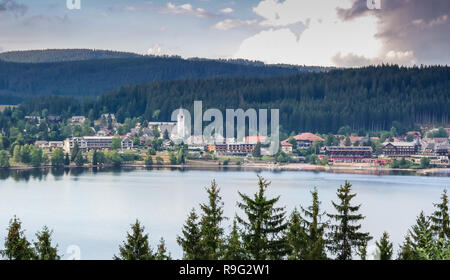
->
xmin=293 ymin=133 xmax=324 ymax=142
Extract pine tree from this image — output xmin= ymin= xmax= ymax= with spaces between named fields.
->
xmin=300 ymin=188 xmax=328 ymax=260
xmin=237 ymin=176 xmax=288 ymax=260
xmin=327 ymin=181 xmax=372 ymax=260
xmin=359 ymin=240 xmax=368 ymax=260
xmin=92 ymin=150 xmax=98 ymax=165
xmin=64 ymin=153 xmax=70 ymax=165
xmin=430 ymin=189 xmax=449 ymax=240
xmin=199 ymin=180 xmax=225 ymax=260
xmin=74 ymin=152 xmax=84 ymax=167
xmin=1 ymin=216 xmax=35 ymax=260
xmin=286 ymin=208 xmax=308 ymax=260
xmin=177 ymin=208 xmax=203 ymax=260
xmin=376 ymin=231 xmax=393 ymax=260
xmin=407 ymin=211 xmax=434 ymax=259
xmin=252 ymin=142 xmax=261 ymax=158
xmin=155 ymin=238 xmax=171 ymax=260
xmin=397 ymin=235 xmax=415 ymax=260
xmin=34 ymin=226 xmax=60 ymax=260
xmin=114 ymin=219 xmax=155 ymax=260
xmin=71 ymin=142 xmax=79 ymax=161
xmin=223 ymin=218 xmax=245 ymax=260
xmin=145 ymin=155 xmax=153 ymax=165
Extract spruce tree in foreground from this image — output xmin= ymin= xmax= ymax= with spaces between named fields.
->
xmin=359 ymin=240 xmax=368 ymax=260
xmin=327 ymin=181 xmax=371 ymax=260
xmin=177 ymin=208 xmax=203 ymax=260
xmin=300 ymin=188 xmax=328 ymax=260
xmin=114 ymin=219 xmax=155 ymax=260
xmin=430 ymin=189 xmax=449 ymax=240
xmin=409 ymin=212 xmax=433 ymax=252
xmin=223 ymin=218 xmax=245 ymax=260
xmin=237 ymin=176 xmax=288 ymax=260
xmin=199 ymin=180 xmax=225 ymax=260
xmin=398 ymin=211 xmax=433 ymax=260
xmin=155 ymin=238 xmax=171 ymax=260
xmin=286 ymin=208 xmax=308 ymax=260
xmin=376 ymin=232 xmax=393 ymax=260
xmin=1 ymin=216 xmax=35 ymax=260
xmin=397 ymin=235 xmax=415 ymax=260
xmin=34 ymin=226 xmax=60 ymax=260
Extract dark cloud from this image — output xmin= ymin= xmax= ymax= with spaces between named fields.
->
xmin=336 ymin=0 xmax=370 ymax=21
xmin=0 ymin=0 xmax=27 ymax=17
xmin=337 ymin=0 xmax=450 ymax=65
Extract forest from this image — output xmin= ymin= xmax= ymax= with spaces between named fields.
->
xmin=17 ymin=65 xmax=450 ymax=133
xmin=0 ymin=49 xmax=143 ymax=63
xmin=0 ymin=50 xmax=315 ymax=104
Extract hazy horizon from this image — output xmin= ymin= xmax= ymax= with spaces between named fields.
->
xmin=1 ymin=0 xmax=449 ymax=67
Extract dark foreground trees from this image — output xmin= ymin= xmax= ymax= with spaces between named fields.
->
xmin=0 ymin=217 xmax=59 ymax=260
xmin=115 ymin=219 xmax=169 ymax=260
xmin=236 ymin=176 xmax=289 ymax=260
xmin=2 ymin=179 xmax=449 ymax=260
xmin=327 ymin=181 xmax=372 ymax=260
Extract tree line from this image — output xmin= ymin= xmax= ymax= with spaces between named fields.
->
xmin=1 ymin=177 xmax=448 ymax=260
xmin=17 ymin=65 xmax=450 ymax=133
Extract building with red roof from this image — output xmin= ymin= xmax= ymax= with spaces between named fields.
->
xmin=293 ymin=133 xmax=324 ymax=149
xmin=280 ymin=140 xmax=293 ymax=154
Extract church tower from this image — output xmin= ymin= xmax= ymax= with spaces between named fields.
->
xmin=176 ymin=106 xmax=185 ymax=138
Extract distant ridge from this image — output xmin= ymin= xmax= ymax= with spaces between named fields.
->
xmin=0 ymin=49 xmax=329 ymax=104
xmin=0 ymin=49 xmax=143 ymax=63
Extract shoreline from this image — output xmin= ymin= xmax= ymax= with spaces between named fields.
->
xmin=3 ymin=162 xmax=450 ymax=177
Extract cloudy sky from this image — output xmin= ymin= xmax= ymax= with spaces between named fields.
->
xmin=0 ymin=0 xmax=449 ymax=66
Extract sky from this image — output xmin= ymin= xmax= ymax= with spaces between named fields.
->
xmin=0 ymin=0 xmax=449 ymax=66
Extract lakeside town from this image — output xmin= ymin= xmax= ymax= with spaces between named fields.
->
xmin=1 ymin=107 xmax=448 ymax=174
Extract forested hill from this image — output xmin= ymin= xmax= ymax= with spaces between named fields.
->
xmin=0 ymin=54 xmax=316 ymax=104
xmin=20 ymin=65 xmax=450 ymax=133
xmin=0 ymin=49 xmax=143 ymax=63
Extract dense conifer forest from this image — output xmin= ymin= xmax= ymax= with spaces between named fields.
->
xmin=17 ymin=65 xmax=450 ymax=133
xmin=0 ymin=50 xmax=316 ymax=103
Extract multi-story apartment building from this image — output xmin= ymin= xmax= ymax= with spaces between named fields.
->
xmin=382 ymin=141 xmax=420 ymax=157
xmin=63 ymin=136 xmax=133 ymax=153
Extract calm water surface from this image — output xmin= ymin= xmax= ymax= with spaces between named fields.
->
xmin=0 ymin=168 xmax=448 ymax=259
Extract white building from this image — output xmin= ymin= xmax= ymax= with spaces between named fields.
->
xmin=63 ymin=136 xmax=133 ymax=152
xmin=71 ymin=116 xmax=86 ymax=123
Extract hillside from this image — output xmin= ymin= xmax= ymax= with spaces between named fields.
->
xmin=0 ymin=49 xmax=143 ymax=63
xmin=0 ymin=53 xmax=318 ymax=104
xmin=19 ymin=65 xmax=450 ymax=133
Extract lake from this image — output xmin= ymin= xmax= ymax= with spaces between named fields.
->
xmin=0 ymin=168 xmax=448 ymax=259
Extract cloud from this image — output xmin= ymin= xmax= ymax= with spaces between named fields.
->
xmin=332 ymin=50 xmax=417 ymax=67
xmin=0 ymin=0 xmax=27 ymax=17
xmin=220 ymin=8 xmax=233 ymax=14
xmin=161 ymin=2 xmax=213 ymax=18
xmin=233 ymin=0 xmax=450 ymax=66
xmin=235 ymin=0 xmax=383 ymax=66
xmin=338 ymin=0 xmax=450 ymax=65
xmin=253 ymin=0 xmax=353 ymax=27
xmin=125 ymin=6 xmax=137 ymax=12
xmin=212 ymin=19 xmax=258 ymax=30
xmin=147 ymin=44 xmax=164 ymax=56
xmin=412 ymin=14 xmax=448 ymax=29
